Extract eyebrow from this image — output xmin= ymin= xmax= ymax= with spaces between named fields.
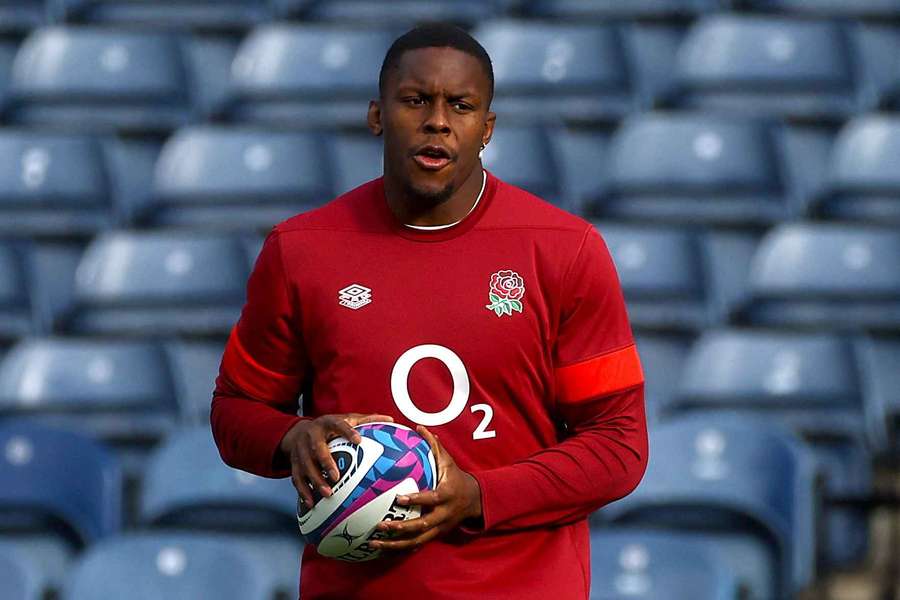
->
xmin=394 ymin=84 xmax=481 ymax=100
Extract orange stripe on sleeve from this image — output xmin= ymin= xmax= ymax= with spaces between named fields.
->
xmin=555 ymin=343 xmax=644 ymax=405
xmin=222 ymin=326 xmax=302 ymax=405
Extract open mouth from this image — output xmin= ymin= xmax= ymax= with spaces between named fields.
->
xmin=412 ymin=145 xmax=453 ymax=171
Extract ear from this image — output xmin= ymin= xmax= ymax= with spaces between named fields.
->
xmin=367 ymin=100 xmax=383 ymax=136
xmin=482 ymin=110 xmax=496 ymax=148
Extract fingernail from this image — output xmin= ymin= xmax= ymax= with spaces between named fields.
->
xmin=396 ymin=495 xmax=409 ymax=505
xmin=321 ymin=486 xmax=332 ymax=497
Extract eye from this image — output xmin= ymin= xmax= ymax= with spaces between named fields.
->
xmin=452 ymin=101 xmax=473 ymax=111
xmin=404 ymin=96 xmax=425 ymax=106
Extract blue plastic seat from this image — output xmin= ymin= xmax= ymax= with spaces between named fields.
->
xmin=329 ymin=132 xmax=383 ymax=194
xmin=481 ymin=126 xmax=564 ymax=208
xmin=673 ymin=329 xmax=874 ymax=566
xmin=149 ymin=126 xmax=331 ymax=231
xmin=602 ymin=414 xmax=817 ymax=599
xmin=140 ymin=427 xmax=301 ymax=596
xmin=62 ymin=231 xmax=248 ymax=337
xmin=0 ymin=420 xmax=122 ymax=547
xmin=744 ymin=0 xmax=900 ymax=16
xmin=0 ymin=244 xmax=34 ymax=342
xmin=226 ymin=25 xmax=394 ymax=128
xmin=474 ymin=21 xmax=636 ymax=125
xmin=589 ymin=528 xmax=740 ymax=600
xmin=298 ymin=0 xmax=501 ymax=25
xmin=0 ymin=132 xmax=118 ymax=237
xmin=672 ymin=16 xmax=857 ymax=121
xmin=817 ymin=116 xmax=900 ymax=223
xmin=591 ymin=113 xmax=793 ymax=225
xmin=528 ymin=0 xmax=719 ymax=18
xmin=53 ymin=0 xmax=272 ymax=30
xmin=861 ymin=337 xmax=900 ymax=456
xmin=63 ymin=533 xmax=275 ymax=600
xmin=595 ymin=224 xmax=757 ymax=332
xmin=8 ymin=27 xmax=192 ymax=133
xmin=0 ymin=338 xmax=179 ymax=446
xmin=743 ymin=224 xmax=900 ymax=331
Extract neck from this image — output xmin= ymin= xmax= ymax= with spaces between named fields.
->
xmin=383 ymin=164 xmax=485 ymax=227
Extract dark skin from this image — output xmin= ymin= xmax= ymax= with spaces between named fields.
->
xmin=278 ymin=46 xmax=496 ymax=551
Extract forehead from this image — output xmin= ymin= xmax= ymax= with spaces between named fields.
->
xmin=387 ymin=46 xmax=490 ymax=95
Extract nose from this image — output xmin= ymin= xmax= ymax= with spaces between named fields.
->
xmin=423 ymin=99 xmax=451 ymax=135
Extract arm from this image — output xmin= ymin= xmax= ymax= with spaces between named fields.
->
xmin=210 ymin=229 xmax=308 ymax=478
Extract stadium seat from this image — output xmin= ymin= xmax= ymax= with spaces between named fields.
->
xmin=741 ymin=0 xmax=900 ymax=17
xmin=147 ymin=126 xmax=331 ymax=231
xmin=6 ymin=27 xmax=193 ymax=133
xmin=529 ymin=0 xmax=720 ymax=18
xmin=0 ymin=338 xmax=179 ymax=464
xmin=816 ymin=115 xmax=900 ymax=223
xmin=480 ymin=126 xmax=565 ymax=208
xmin=588 ymin=528 xmax=740 ymax=600
xmin=296 ymin=0 xmax=501 ymax=25
xmin=0 ymin=244 xmax=34 ymax=342
xmin=860 ymin=337 xmax=900 ymax=456
xmin=601 ymin=414 xmax=817 ymax=599
xmin=672 ymin=16 xmax=858 ymax=121
xmin=595 ymin=224 xmax=757 ymax=332
xmin=164 ymin=340 xmax=225 ymax=424
xmin=61 ymin=231 xmax=249 ymax=337
xmin=0 ymin=420 xmax=122 ymax=546
xmin=0 ymin=544 xmax=42 ymax=600
xmin=672 ymin=329 xmax=875 ymax=565
xmin=473 ymin=21 xmax=675 ymax=125
xmin=588 ymin=113 xmax=799 ymax=225
xmin=0 ymin=41 xmax=15 ymax=105
xmin=140 ymin=426 xmax=301 ymax=596
xmin=0 ymin=132 xmax=117 ymax=237
xmin=53 ymin=0 xmax=272 ymax=30
xmin=550 ymin=127 xmax=607 ymax=216
xmin=329 ymin=131 xmax=383 ymax=194
xmin=741 ymin=224 xmax=900 ymax=331
xmin=63 ymin=533 xmax=276 ymax=600
xmin=633 ymin=333 xmax=692 ymax=424
xmin=225 ymin=25 xmax=394 ymax=128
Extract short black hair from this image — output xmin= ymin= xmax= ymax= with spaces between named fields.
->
xmin=378 ymin=23 xmax=494 ymax=102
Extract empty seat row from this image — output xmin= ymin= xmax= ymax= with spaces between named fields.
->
xmin=3 ymin=223 xmax=899 ymax=341
xmin=6 ymin=114 xmax=900 ymax=238
xmin=4 ymin=19 xmax=900 ymax=131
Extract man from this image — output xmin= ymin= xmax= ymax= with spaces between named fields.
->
xmin=212 ymin=23 xmax=647 ymax=599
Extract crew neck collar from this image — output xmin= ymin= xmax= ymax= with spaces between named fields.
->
xmin=376 ymin=170 xmax=498 ymax=243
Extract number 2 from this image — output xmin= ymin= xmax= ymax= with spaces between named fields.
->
xmin=470 ymin=404 xmax=496 ymax=439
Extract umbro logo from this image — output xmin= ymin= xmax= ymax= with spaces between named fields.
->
xmin=338 ymin=284 xmax=372 ymax=310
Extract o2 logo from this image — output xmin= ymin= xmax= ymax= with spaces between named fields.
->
xmin=390 ymin=344 xmax=496 ymax=440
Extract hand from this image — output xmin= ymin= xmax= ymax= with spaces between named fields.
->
xmin=370 ymin=426 xmax=482 ymax=552
xmin=280 ymin=413 xmax=394 ymax=507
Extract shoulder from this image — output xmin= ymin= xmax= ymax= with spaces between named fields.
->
xmin=272 ymin=178 xmax=383 ymax=237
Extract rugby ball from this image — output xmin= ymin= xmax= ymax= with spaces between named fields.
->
xmin=297 ymin=422 xmax=437 ymax=562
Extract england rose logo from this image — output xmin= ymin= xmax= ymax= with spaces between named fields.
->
xmin=485 ymin=269 xmax=525 ymax=317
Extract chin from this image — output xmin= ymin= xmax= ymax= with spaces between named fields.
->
xmin=404 ymin=177 xmax=455 ymax=207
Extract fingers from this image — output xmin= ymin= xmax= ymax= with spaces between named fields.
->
xmin=371 ymin=526 xmax=441 ymax=552
xmin=312 ymin=435 xmax=340 ymax=483
xmin=417 ymin=426 xmax=449 ymax=484
xmin=332 ymin=418 xmax=362 ymax=445
xmin=395 ymin=489 xmax=441 ymax=508
xmin=300 ymin=449 xmax=332 ymax=498
xmin=347 ymin=413 xmax=395 ymax=426
xmin=373 ymin=507 xmax=448 ymax=551
xmin=291 ymin=455 xmax=314 ymax=508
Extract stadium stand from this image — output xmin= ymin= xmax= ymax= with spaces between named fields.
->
xmin=147 ymin=126 xmax=332 ymax=231
xmin=633 ymin=332 xmax=693 ymax=424
xmin=0 ymin=244 xmax=34 ymax=343
xmin=740 ymin=224 xmax=900 ymax=331
xmin=329 ymin=130 xmax=384 ymax=194
xmin=164 ymin=339 xmax=226 ymax=425
xmin=224 ymin=25 xmax=395 ymax=128
xmin=588 ymin=528 xmax=740 ymax=600
xmin=296 ymin=0 xmax=503 ymax=25
xmin=59 ymin=231 xmax=250 ymax=337
xmin=740 ymin=0 xmax=900 ymax=18
xmin=601 ymin=414 xmax=818 ymax=599
xmin=0 ymin=2 xmax=44 ymax=35
xmin=815 ymin=115 xmax=900 ymax=223
xmin=480 ymin=125 xmax=563 ymax=207
xmin=671 ymin=330 xmax=879 ymax=566
xmin=528 ymin=0 xmax=723 ymax=19
xmin=62 ymin=533 xmax=277 ymax=600
xmin=140 ymin=426 xmax=301 ymax=596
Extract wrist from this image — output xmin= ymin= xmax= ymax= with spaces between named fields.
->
xmin=462 ymin=470 xmax=483 ymax=521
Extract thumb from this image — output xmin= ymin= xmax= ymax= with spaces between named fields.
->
xmin=417 ymin=426 xmax=449 ymax=484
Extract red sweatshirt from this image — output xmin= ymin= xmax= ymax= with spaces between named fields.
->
xmin=211 ymin=171 xmax=647 ymax=599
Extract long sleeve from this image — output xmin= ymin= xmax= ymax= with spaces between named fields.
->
xmin=210 ymin=229 xmax=309 ymax=478
xmin=469 ymin=226 xmax=648 ymax=532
